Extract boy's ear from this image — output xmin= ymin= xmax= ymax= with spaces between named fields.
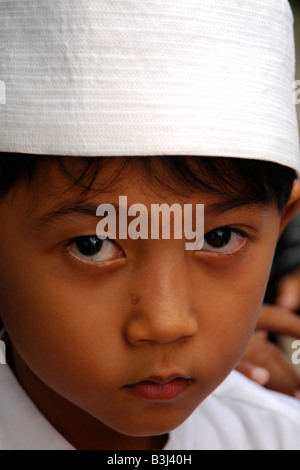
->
xmin=279 ymin=179 xmax=300 ymax=236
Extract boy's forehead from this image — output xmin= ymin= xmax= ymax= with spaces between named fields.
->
xmin=11 ymin=157 xmax=271 ymax=230
xmin=34 ymin=156 xmax=186 ymax=198
xmin=0 ymin=156 xmax=275 ymax=231
xmin=22 ymin=157 xmax=194 ymax=206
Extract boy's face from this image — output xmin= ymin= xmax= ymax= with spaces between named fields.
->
xmin=0 ymin=157 xmax=298 ymax=444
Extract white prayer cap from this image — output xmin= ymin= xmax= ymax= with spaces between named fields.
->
xmin=0 ymin=0 xmax=298 ymax=172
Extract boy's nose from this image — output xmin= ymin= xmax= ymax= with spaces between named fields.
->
xmin=124 ymin=259 xmax=199 ymax=346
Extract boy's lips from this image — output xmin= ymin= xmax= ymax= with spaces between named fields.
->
xmin=124 ymin=375 xmax=193 ymax=401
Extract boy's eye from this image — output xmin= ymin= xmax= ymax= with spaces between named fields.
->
xmin=68 ymin=236 xmax=124 ymax=263
xmin=202 ymin=227 xmax=247 ymax=253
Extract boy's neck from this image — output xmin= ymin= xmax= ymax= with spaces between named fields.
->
xmin=9 ymin=343 xmax=168 ymax=450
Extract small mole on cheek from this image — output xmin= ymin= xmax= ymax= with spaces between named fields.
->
xmin=130 ymin=294 xmax=141 ymax=306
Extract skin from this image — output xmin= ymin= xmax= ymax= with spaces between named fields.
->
xmin=0 ymin=157 xmax=300 ymax=450
xmin=237 ymin=308 xmax=300 ymax=394
xmin=276 ymin=269 xmax=300 ymax=311
xmin=237 ymin=300 xmax=300 ymax=396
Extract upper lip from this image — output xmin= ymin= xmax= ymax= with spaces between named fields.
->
xmin=129 ymin=374 xmax=191 ymax=386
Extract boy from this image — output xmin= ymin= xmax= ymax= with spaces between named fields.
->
xmin=0 ymin=0 xmax=300 ymax=450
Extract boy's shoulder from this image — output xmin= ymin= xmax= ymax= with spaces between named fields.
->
xmin=165 ymin=371 xmax=300 ymax=450
xmin=0 ymin=356 xmax=74 ymax=450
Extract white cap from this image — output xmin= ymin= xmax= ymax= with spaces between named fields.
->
xmin=0 ymin=0 xmax=299 ymax=172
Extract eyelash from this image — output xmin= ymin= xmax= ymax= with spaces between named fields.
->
xmin=65 ymin=225 xmax=252 ymax=268
xmin=65 ymin=237 xmax=125 ymax=269
xmin=200 ymin=227 xmax=252 ymax=257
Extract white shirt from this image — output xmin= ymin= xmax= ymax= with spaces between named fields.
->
xmin=165 ymin=371 xmax=300 ymax=450
xmin=1 ymin=356 xmax=300 ymax=450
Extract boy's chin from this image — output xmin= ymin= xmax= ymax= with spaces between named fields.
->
xmin=105 ymin=406 xmax=197 ymax=439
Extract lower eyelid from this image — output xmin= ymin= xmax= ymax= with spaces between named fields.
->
xmin=199 ymin=236 xmax=248 ymax=256
xmin=65 ymin=245 xmax=126 ymax=269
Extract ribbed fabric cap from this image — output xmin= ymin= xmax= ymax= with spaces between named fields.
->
xmin=0 ymin=0 xmax=298 ymax=171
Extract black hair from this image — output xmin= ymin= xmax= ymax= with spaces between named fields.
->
xmin=0 ymin=153 xmax=297 ymax=213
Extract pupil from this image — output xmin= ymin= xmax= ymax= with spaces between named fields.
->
xmin=205 ymin=228 xmax=231 ymax=248
xmin=76 ymin=236 xmax=103 ymax=256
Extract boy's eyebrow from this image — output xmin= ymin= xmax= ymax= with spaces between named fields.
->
xmin=33 ymin=202 xmax=116 ymax=230
xmin=206 ymin=199 xmax=267 ymax=214
xmin=32 ymin=197 xmax=266 ymax=230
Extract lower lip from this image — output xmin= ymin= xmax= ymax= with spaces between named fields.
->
xmin=126 ymin=378 xmax=192 ymax=401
